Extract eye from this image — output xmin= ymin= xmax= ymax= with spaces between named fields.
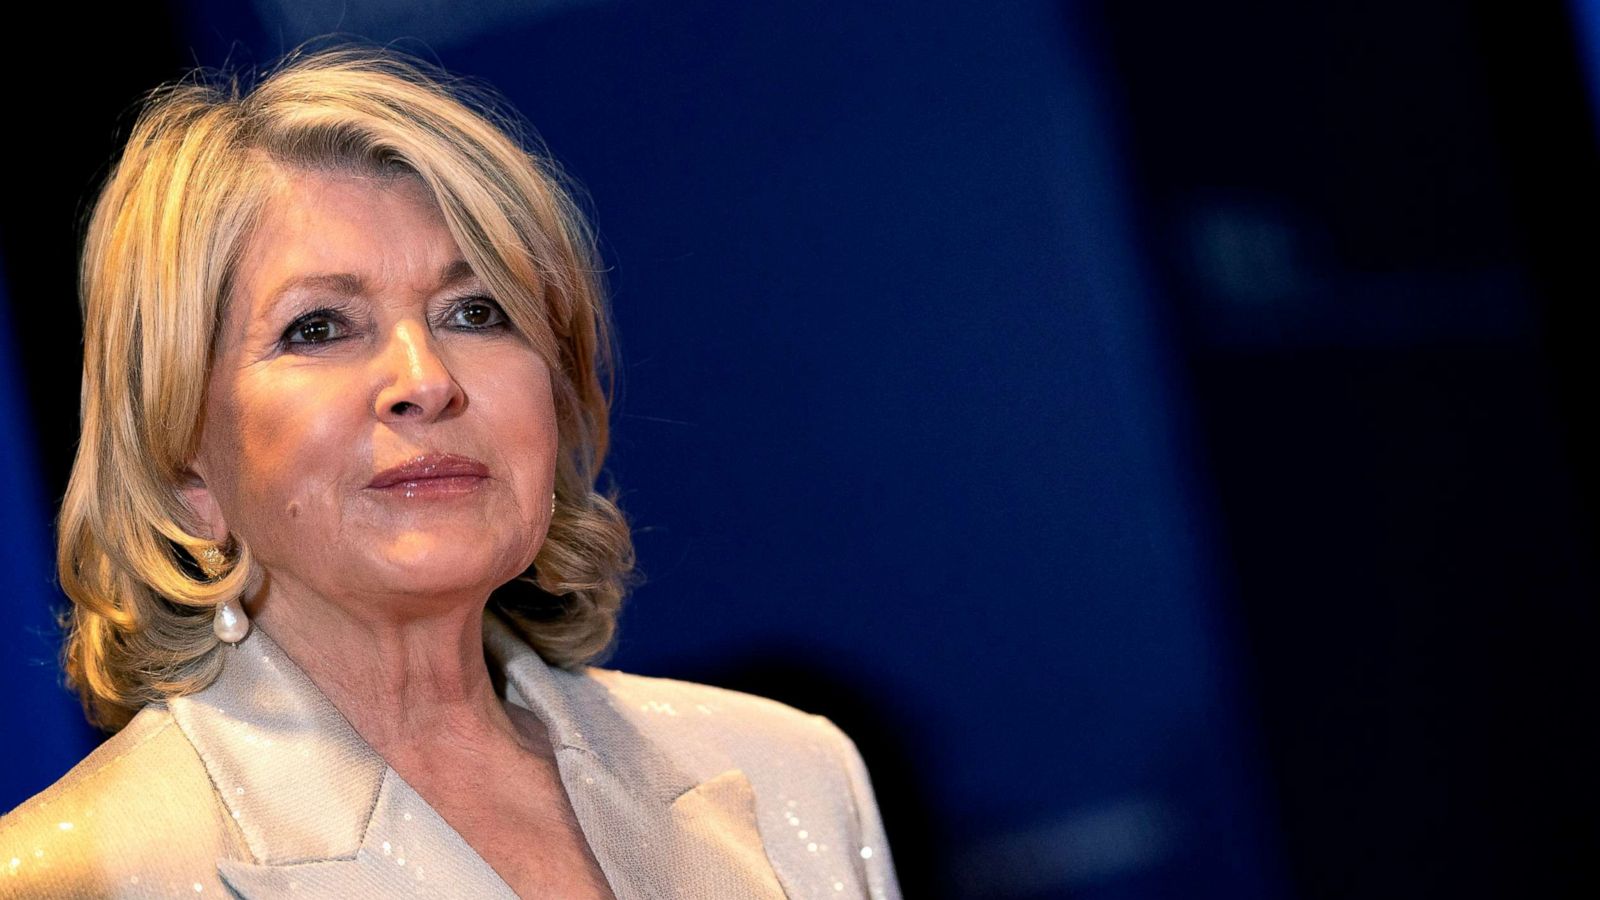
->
xmin=447 ymin=296 xmax=509 ymax=330
xmin=280 ymin=309 xmax=349 ymax=347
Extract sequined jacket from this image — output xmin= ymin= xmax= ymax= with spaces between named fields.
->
xmin=0 ymin=609 xmax=901 ymax=899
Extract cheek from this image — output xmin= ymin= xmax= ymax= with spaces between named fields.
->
xmin=212 ymin=370 xmax=366 ymax=536
xmin=477 ymin=356 xmax=559 ymax=491
xmin=520 ymin=363 xmax=560 ymax=459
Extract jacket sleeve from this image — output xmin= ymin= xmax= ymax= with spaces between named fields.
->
xmin=815 ymin=716 xmax=903 ymax=900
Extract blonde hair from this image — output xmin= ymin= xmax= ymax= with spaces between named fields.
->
xmin=59 ymin=42 xmax=638 ymax=731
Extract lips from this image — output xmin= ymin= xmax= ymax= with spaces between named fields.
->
xmin=368 ymin=453 xmax=489 ymax=489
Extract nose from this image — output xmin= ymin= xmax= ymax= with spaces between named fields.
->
xmin=373 ymin=320 xmax=465 ymax=423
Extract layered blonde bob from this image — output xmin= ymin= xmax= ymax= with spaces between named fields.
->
xmin=58 ymin=42 xmax=637 ymax=731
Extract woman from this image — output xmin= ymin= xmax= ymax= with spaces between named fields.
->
xmin=0 ymin=44 xmax=900 ymax=899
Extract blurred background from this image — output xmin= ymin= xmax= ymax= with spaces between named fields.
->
xmin=3 ymin=1 xmax=1597 ymax=897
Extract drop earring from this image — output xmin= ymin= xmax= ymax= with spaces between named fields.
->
xmin=214 ymin=597 xmax=250 ymax=645
xmin=551 ymin=491 xmax=557 ymax=516
xmin=199 ymin=544 xmax=250 ymax=645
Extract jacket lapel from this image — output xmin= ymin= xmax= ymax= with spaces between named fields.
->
xmin=214 ymin=766 xmax=520 ymax=898
xmin=168 ymin=611 xmax=786 ymax=900
xmin=169 ymin=625 xmax=517 ymax=898
xmin=484 ymin=610 xmax=789 ymax=899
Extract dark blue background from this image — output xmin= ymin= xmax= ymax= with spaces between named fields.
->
xmin=4 ymin=2 xmax=1597 ymax=897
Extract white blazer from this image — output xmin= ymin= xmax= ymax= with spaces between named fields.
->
xmin=0 ymin=609 xmax=901 ymax=899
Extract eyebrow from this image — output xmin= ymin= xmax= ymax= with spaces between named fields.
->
xmin=265 ymin=259 xmax=479 ymax=313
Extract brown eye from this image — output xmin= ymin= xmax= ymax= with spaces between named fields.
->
xmin=450 ymin=297 xmax=507 ymax=330
xmin=281 ymin=311 xmax=347 ymax=346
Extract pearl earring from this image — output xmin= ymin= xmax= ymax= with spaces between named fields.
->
xmin=551 ymin=491 xmax=556 ymax=516
xmin=214 ymin=597 xmax=250 ymax=645
xmin=199 ymin=544 xmax=250 ymax=645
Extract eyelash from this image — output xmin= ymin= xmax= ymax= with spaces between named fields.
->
xmin=277 ymin=296 xmax=511 ymax=349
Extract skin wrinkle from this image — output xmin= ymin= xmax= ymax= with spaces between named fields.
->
xmin=185 ymin=165 xmax=559 ymax=760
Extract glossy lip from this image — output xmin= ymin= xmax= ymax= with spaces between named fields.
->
xmin=367 ymin=452 xmax=489 ymax=490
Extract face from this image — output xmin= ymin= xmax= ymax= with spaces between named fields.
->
xmin=186 ymin=168 xmax=558 ymax=618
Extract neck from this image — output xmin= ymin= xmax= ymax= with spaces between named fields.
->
xmin=247 ymin=579 xmax=538 ymax=761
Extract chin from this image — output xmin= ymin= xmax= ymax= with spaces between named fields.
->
xmin=371 ymin=535 xmax=517 ymax=596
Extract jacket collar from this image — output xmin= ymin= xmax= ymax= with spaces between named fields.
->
xmin=168 ymin=608 xmax=788 ymax=899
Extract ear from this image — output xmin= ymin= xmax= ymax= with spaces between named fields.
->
xmin=179 ymin=460 xmax=229 ymax=544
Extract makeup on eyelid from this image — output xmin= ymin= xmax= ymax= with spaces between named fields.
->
xmin=276 ymin=296 xmax=511 ymax=349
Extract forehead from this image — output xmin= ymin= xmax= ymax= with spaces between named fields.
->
xmin=229 ymin=168 xmax=462 ymax=317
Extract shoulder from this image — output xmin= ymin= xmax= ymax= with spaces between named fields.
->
xmin=574 ymin=663 xmax=866 ymax=786
xmin=581 ymin=664 xmax=846 ymax=749
xmin=0 ymin=705 xmax=241 ymax=897
xmin=3 ymin=704 xmax=181 ymax=823
xmin=576 ymin=666 xmax=902 ymax=896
